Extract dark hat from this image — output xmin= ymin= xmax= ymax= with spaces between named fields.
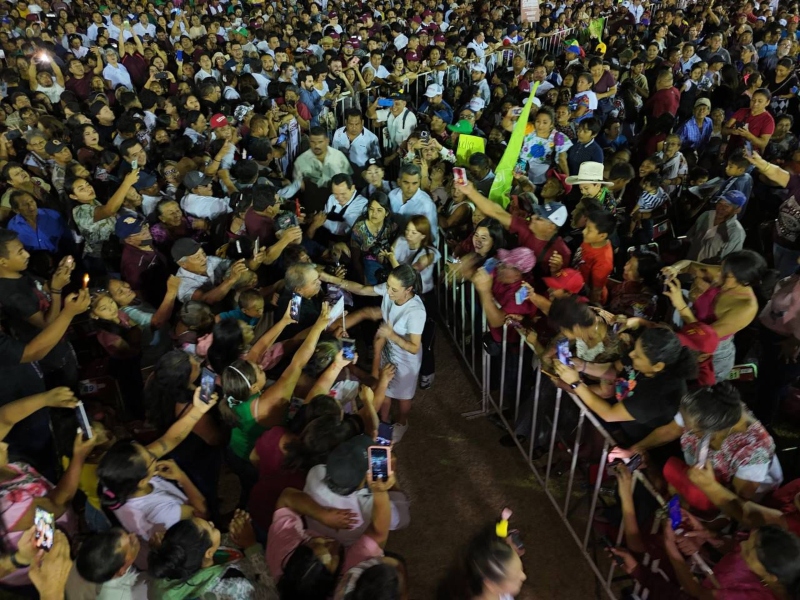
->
xmin=365 ymin=158 xmax=383 ymax=169
xmin=45 ymin=139 xmax=68 ymax=155
xmin=133 ymin=170 xmax=157 ymax=191
xmin=274 ymin=211 xmax=299 ymax=232
xmin=389 ymin=91 xmax=408 ymax=101
xmin=708 ymin=54 xmax=725 ymax=65
xmin=115 ymin=213 xmax=146 ymax=239
xmin=324 ymin=435 xmax=372 ymax=494
xmin=171 ymin=237 xmax=202 ymax=263
xmin=183 ymin=170 xmax=212 ymax=190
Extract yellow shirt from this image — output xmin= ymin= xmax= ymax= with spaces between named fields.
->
xmin=61 ymin=457 xmax=101 ymax=510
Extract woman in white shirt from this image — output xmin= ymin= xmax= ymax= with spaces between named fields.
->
xmin=336 ymin=265 xmax=427 ymax=443
xmin=103 ymin=48 xmax=133 ymax=89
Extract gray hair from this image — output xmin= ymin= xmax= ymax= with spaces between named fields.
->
xmin=399 ymin=163 xmax=421 ymax=178
xmin=285 ymin=263 xmax=316 ymax=291
xmin=680 ymin=382 xmax=743 ymax=433
xmin=24 ymin=128 xmax=46 ymax=144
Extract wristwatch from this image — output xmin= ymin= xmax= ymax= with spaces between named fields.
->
xmin=569 ymin=381 xmax=582 ymax=391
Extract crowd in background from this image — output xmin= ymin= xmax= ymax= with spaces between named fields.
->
xmin=0 ymin=0 xmax=799 ymax=597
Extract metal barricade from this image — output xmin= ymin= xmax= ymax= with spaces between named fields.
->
xmin=435 ymin=243 xmax=684 ymax=600
xmin=535 ymin=26 xmax=577 ymax=56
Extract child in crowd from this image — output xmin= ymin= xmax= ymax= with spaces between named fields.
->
xmin=217 ymin=289 xmax=265 ymax=327
xmin=717 ymin=152 xmax=753 ymax=214
xmin=570 ymin=73 xmax=598 ymax=123
xmin=572 ymin=209 xmax=615 ymax=304
xmin=629 ymin=173 xmax=668 ymax=243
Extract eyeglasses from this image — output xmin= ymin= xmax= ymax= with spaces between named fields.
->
xmin=163 ymin=168 xmax=178 ymax=177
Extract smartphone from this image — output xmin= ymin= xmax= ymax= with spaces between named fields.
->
xmin=515 ymin=285 xmax=528 ymax=305
xmin=626 ymin=453 xmax=643 ymax=472
xmin=377 ymin=422 xmax=393 ymax=446
xmin=513 ymin=159 xmax=527 ymax=176
xmin=200 ymin=367 xmax=215 ymax=404
xmin=420 ymin=130 xmax=430 ymax=143
xmin=508 ymin=529 xmax=524 ymax=553
xmin=600 ymin=534 xmax=625 ymax=567
xmin=611 ymin=321 xmax=623 ymax=334
xmin=368 ymin=445 xmax=391 ymax=482
xmin=453 ymin=166 xmax=468 ymax=186
xmin=510 ymin=106 xmax=523 ymax=117
xmin=155 ymin=72 xmax=169 ymax=79
xmin=667 ymin=495 xmax=683 ymax=532
xmin=377 ymin=98 xmax=394 ymax=108
xmin=341 ymin=338 xmax=356 ymax=360
xmin=483 ymin=257 xmax=498 ymax=275
xmin=276 ymin=133 xmax=287 ymax=144
xmin=695 ymin=434 xmax=711 ymax=469
xmin=4 ymin=129 xmax=21 ymax=140
xmin=75 ymin=401 xmax=93 ymax=440
xmin=34 ymin=507 xmax=55 ymax=551
xmin=131 ymin=159 xmax=138 ymax=170
xmin=556 ymin=338 xmax=572 ymax=366
xmin=176 ymin=49 xmax=184 ymax=61
xmin=253 ymin=236 xmax=260 ymax=256
xmin=289 ymin=293 xmax=302 ymax=320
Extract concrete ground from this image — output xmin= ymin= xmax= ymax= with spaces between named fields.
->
xmin=384 ymin=327 xmax=598 ymax=599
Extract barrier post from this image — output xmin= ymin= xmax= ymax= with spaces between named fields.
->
xmin=544 ymin=388 xmax=562 ymax=485
xmin=528 ymin=366 xmax=542 ymax=463
xmin=499 ymin=324 xmax=508 ymax=412
xmin=514 ymin=335 xmax=524 ymax=423
xmin=563 ymin=410 xmax=585 ymax=515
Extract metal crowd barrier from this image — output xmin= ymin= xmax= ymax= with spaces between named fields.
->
xmin=433 ymin=239 xmax=681 ymax=600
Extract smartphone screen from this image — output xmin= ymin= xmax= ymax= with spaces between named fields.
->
xmin=341 ymin=338 xmax=356 ymax=360
xmin=626 ymin=453 xmax=643 ymax=472
xmin=376 ymin=422 xmax=393 ymax=446
xmin=131 ymin=159 xmax=138 ymax=170
xmin=369 ymin=446 xmax=390 ymax=482
xmin=34 ymin=507 xmax=55 ymax=551
xmin=75 ymin=401 xmax=93 ymax=440
xmin=176 ymin=49 xmax=184 ymax=61
xmin=200 ymin=368 xmax=215 ymax=404
xmin=556 ymin=339 xmax=572 ymax=366
xmin=377 ymin=98 xmax=394 ymax=108
xmin=514 ymin=285 xmax=528 ymax=305
xmin=253 ymin=236 xmax=260 ymax=256
xmin=453 ymin=167 xmax=468 ymax=186
xmin=668 ymin=495 xmax=682 ymax=531
xmin=290 ymin=293 xmax=302 ymax=320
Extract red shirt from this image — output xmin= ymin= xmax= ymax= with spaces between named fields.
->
xmin=244 ymin=208 xmax=276 ymax=246
xmin=645 ymin=86 xmax=680 ymax=118
xmin=489 ymin=277 xmax=537 ymax=342
xmin=727 ymin=108 xmax=775 ymax=154
xmin=574 ymin=242 xmax=613 ymax=303
xmin=65 ymin=74 xmax=93 ymax=101
xmin=509 ymin=216 xmax=572 ymax=277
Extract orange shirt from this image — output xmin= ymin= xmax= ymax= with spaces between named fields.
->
xmin=575 ymin=242 xmax=613 ymax=303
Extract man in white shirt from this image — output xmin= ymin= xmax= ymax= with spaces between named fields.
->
xmin=361 ymin=51 xmax=390 ymax=83
xmin=389 ymin=164 xmax=439 ymax=244
xmin=331 ymin=109 xmax=381 ymax=169
xmin=132 ymin=14 xmax=155 ymax=38
xmin=368 ymin=93 xmax=417 ymax=151
xmin=626 ymin=0 xmax=645 ymax=24
xmin=317 ymin=173 xmax=368 ymax=238
xmin=86 ymin=12 xmax=106 ymax=41
xmin=467 ymin=31 xmax=488 ymax=63
xmin=470 ymin=65 xmax=491 ymax=106
xmin=179 ymin=171 xmax=232 ymax=220
xmin=391 ymin=23 xmax=409 ymax=51
xmin=303 ymin=436 xmax=410 ymax=546
xmin=171 ymin=237 xmax=245 ymax=305
xmin=293 ymin=127 xmax=354 ymax=212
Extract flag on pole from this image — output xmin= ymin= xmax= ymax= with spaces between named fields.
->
xmin=488 ymin=81 xmax=540 ymax=208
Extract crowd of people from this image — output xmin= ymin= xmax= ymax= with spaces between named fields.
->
xmin=0 ymin=0 xmax=799 ymax=597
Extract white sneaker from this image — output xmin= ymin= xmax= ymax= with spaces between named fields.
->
xmin=393 ymin=422 xmax=409 ymax=444
xmin=420 ymin=374 xmax=435 ymax=389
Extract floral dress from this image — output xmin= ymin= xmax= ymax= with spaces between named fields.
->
xmin=350 ymin=219 xmax=397 ymax=285
xmin=519 ymin=129 xmax=572 ymax=184
xmin=73 ymin=201 xmax=116 ymax=258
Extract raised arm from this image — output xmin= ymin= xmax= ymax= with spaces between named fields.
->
xmin=21 ymin=290 xmax=89 ymax=360
xmin=95 ymin=169 xmax=139 ymax=222
xmin=461 ymin=180 xmax=512 ymax=228
xmin=146 ymin=388 xmax=218 ymax=458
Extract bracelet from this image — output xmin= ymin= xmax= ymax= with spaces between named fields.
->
xmin=676 ymin=304 xmax=688 ymax=311
xmin=10 ymin=553 xmax=29 ymax=569
xmin=50 ymin=288 xmax=62 ymax=294
xmin=569 ymin=381 xmax=582 ymax=391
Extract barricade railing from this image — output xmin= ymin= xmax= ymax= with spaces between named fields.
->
xmin=433 ymin=239 xmax=692 ymax=600
xmin=534 ymin=26 xmax=578 ymax=56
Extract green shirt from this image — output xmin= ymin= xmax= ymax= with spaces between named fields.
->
xmin=229 ymin=393 xmax=267 ymax=459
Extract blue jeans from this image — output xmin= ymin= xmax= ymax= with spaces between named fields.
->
xmin=773 ymin=243 xmax=800 ymax=278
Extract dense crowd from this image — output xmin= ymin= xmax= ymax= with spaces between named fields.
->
xmin=0 ymin=0 xmax=799 ymax=598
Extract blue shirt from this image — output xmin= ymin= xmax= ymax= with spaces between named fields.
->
xmin=567 ymin=140 xmax=604 ymax=176
xmin=8 ymin=209 xmax=68 ymax=253
xmin=218 ymin=307 xmax=260 ymax=326
xmin=676 ymin=116 xmax=713 ymax=151
xmin=299 ymin=88 xmax=324 ymax=127
xmin=419 ymin=99 xmax=454 ymax=124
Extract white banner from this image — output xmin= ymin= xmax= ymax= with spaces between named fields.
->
xmin=521 ymin=0 xmax=540 ymax=23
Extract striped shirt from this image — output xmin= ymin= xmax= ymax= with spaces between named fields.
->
xmin=637 ymin=188 xmax=668 ymax=212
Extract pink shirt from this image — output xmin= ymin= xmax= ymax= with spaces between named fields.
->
xmin=266 ymin=508 xmax=383 ymax=581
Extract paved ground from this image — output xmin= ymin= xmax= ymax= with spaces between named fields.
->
xmin=384 ymin=326 xmax=597 ymax=599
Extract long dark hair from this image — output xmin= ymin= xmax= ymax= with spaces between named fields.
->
xmin=638 ymin=327 xmax=698 ymax=380
xmin=756 ymin=526 xmax=800 ymax=598
xmin=283 ymin=415 xmax=349 ymax=471
xmin=436 ymin=524 xmax=517 ymax=599
xmin=145 ymin=350 xmax=194 ymax=433
xmin=148 ymin=519 xmax=211 ymax=581
xmin=474 ymin=217 xmax=506 ymax=257
xmin=278 ymin=544 xmax=341 ymax=599
xmin=207 ymin=318 xmax=245 ymax=374
xmin=97 ymin=441 xmax=149 ymax=510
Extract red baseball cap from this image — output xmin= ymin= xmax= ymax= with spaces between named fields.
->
xmin=543 ymin=268 xmax=585 ymax=294
xmin=210 ymin=113 xmax=229 ymax=128
xmin=677 ymin=322 xmax=719 ymax=354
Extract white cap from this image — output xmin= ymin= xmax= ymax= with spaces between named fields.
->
xmin=471 ymin=63 xmax=487 ymax=73
xmin=468 ymin=97 xmax=486 ymax=112
xmin=424 ymin=83 xmax=444 ymax=97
